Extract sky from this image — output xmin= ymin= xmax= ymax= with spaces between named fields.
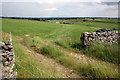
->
xmin=0 ymin=0 xmax=119 ymax=17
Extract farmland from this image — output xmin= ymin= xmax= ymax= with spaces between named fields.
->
xmin=2 ymin=18 xmax=119 ymax=78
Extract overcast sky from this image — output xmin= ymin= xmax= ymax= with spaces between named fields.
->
xmin=0 ymin=0 xmax=119 ymax=17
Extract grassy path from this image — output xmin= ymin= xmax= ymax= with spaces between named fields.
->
xmin=54 ymin=44 xmax=119 ymax=78
xmin=21 ymin=42 xmax=80 ymax=78
xmin=16 ymin=36 xmax=80 ymax=78
xmin=27 ymin=37 xmax=119 ymax=78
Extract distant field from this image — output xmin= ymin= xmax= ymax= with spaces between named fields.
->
xmin=2 ymin=18 xmax=119 ymax=78
xmin=75 ymin=21 xmax=118 ymax=29
xmin=48 ymin=18 xmax=120 ymax=23
xmin=95 ymin=19 xmax=119 ymax=23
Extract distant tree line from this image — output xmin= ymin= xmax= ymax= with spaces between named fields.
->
xmin=1 ymin=16 xmax=118 ymax=22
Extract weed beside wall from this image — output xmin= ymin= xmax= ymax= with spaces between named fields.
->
xmin=84 ymin=41 xmax=119 ymax=63
xmin=80 ymin=30 xmax=119 ymax=63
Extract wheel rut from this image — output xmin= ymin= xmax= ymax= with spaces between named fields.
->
xmin=18 ymin=37 xmax=80 ymax=78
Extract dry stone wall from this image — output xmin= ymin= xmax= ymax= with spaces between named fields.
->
xmin=80 ymin=29 xmax=120 ymax=48
xmin=0 ymin=40 xmax=17 ymax=79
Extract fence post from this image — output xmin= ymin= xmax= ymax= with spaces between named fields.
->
xmin=10 ymin=32 xmax=12 ymax=42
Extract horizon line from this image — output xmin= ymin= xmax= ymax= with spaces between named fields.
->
xmin=0 ymin=16 xmax=119 ymax=18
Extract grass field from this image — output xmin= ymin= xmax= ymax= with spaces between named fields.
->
xmin=2 ymin=18 xmax=119 ymax=78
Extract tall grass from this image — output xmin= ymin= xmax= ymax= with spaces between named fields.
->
xmin=84 ymin=41 xmax=119 ymax=64
xmin=38 ymin=45 xmax=119 ymax=78
xmin=2 ymin=33 xmax=64 ymax=78
xmin=20 ymin=33 xmax=119 ymax=78
xmin=40 ymin=46 xmax=64 ymax=59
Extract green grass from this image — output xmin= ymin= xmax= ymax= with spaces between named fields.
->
xmin=84 ymin=41 xmax=119 ymax=64
xmin=22 ymin=36 xmax=119 ymax=78
xmin=2 ymin=18 xmax=100 ymax=51
xmin=14 ymin=37 xmax=65 ymax=78
xmin=75 ymin=22 xmax=118 ymax=29
xmin=3 ymin=33 xmax=64 ymax=78
xmin=39 ymin=45 xmax=119 ymax=78
xmin=2 ymin=19 xmax=63 ymax=37
xmin=2 ymin=18 xmax=119 ymax=78
xmin=2 ymin=18 xmax=98 ymax=37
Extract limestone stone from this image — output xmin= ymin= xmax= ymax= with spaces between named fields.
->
xmin=80 ymin=30 xmax=119 ymax=48
xmin=0 ymin=40 xmax=17 ymax=79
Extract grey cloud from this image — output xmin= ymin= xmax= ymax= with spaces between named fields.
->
xmin=100 ymin=2 xmax=118 ymax=5
xmin=1 ymin=1 xmax=118 ymax=17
